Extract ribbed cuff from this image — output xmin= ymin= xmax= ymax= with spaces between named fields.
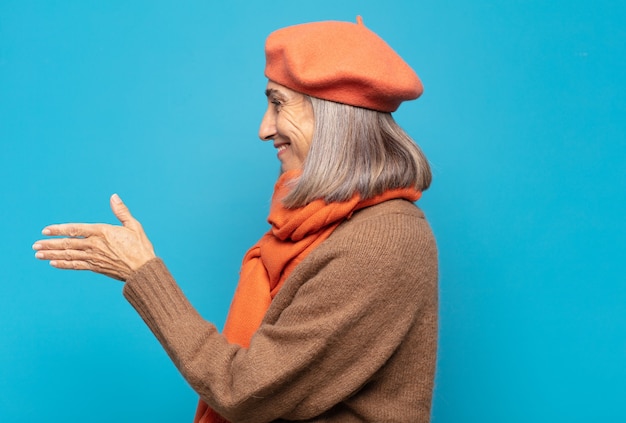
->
xmin=123 ymin=258 xmax=211 ymax=349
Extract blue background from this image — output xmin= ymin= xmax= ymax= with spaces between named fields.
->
xmin=1 ymin=0 xmax=625 ymax=421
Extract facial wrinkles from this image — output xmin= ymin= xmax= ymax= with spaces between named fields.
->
xmin=282 ymin=102 xmax=311 ymax=142
xmin=263 ymin=82 xmax=314 ymax=172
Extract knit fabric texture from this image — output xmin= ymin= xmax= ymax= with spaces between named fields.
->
xmin=194 ymin=171 xmax=421 ymax=422
xmin=265 ymin=16 xmax=423 ymax=112
xmin=123 ymin=199 xmax=438 ymax=422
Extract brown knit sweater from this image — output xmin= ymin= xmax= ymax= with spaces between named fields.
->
xmin=123 ymin=199 xmax=438 ymax=422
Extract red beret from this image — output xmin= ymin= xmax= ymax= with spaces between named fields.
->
xmin=264 ymin=16 xmax=423 ymax=112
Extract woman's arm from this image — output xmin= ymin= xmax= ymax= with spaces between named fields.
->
xmin=124 ymin=209 xmax=437 ymax=422
xmin=34 ymin=197 xmax=437 ymax=422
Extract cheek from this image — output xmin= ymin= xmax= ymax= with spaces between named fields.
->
xmin=301 ymin=105 xmax=315 ymax=147
xmin=278 ymin=113 xmax=301 ymax=139
xmin=278 ymin=107 xmax=314 ymax=153
xmin=295 ymin=121 xmax=314 ymax=157
xmin=304 ymin=120 xmax=315 ymax=146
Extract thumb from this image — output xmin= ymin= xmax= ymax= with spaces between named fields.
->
xmin=110 ymin=193 xmax=136 ymax=228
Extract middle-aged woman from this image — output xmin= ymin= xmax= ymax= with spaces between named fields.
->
xmin=34 ymin=17 xmax=438 ymax=423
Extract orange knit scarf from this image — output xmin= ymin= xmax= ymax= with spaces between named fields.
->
xmin=194 ymin=171 xmax=421 ymax=423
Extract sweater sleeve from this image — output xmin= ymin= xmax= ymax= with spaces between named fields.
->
xmin=123 ymin=209 xmax=437 ymax=422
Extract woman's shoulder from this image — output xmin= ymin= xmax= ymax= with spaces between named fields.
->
xmin=351 ymin=198 xmax=426 ymax=221
xmin=271 ymin=198 xmax=438 ymax=321
xmin=279 ymin=198 xmax=437 ymax=306
xmin=323 ymin=199 xmax=437 ymax=261
xmin=336 ymin=199 xmax=432 ymax=238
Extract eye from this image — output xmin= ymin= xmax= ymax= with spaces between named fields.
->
xmin=271 ymin=98 xmax=282 ymax=110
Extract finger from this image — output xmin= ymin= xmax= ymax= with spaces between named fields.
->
xmin=49 ymin=259 xmax=125 ymax=281
xmin=33 ymin=237 xmax=92 ymax=251
xmin=35 ymin=248 xmax=94 ymax=262
xmin=42 ymin=223 xmax=104 ymax=237
xmin=49 ymin=259 xmax=93 ymax=271
xmin=110 ymin=194 xmax=139 ymax=229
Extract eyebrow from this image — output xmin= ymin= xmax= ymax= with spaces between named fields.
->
xmin=265 ymin=88 xmax=287 ymax=100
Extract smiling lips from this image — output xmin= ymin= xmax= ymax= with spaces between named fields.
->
xmin=275 ymin=144 xmax=289 ymax=155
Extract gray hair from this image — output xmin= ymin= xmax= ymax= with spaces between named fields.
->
xmin=281 ymin=96 xmax=432 ymax=208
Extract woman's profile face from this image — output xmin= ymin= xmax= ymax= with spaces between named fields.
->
xmin=259 ymin=81 xmax=314 ymax=172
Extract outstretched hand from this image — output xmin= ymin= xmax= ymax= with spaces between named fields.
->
xmin=33 ymin=194 xmax=156 ymax=281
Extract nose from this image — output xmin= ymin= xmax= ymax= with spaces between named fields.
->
xmin=258 ymin=107 xmax=276 ymax=141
